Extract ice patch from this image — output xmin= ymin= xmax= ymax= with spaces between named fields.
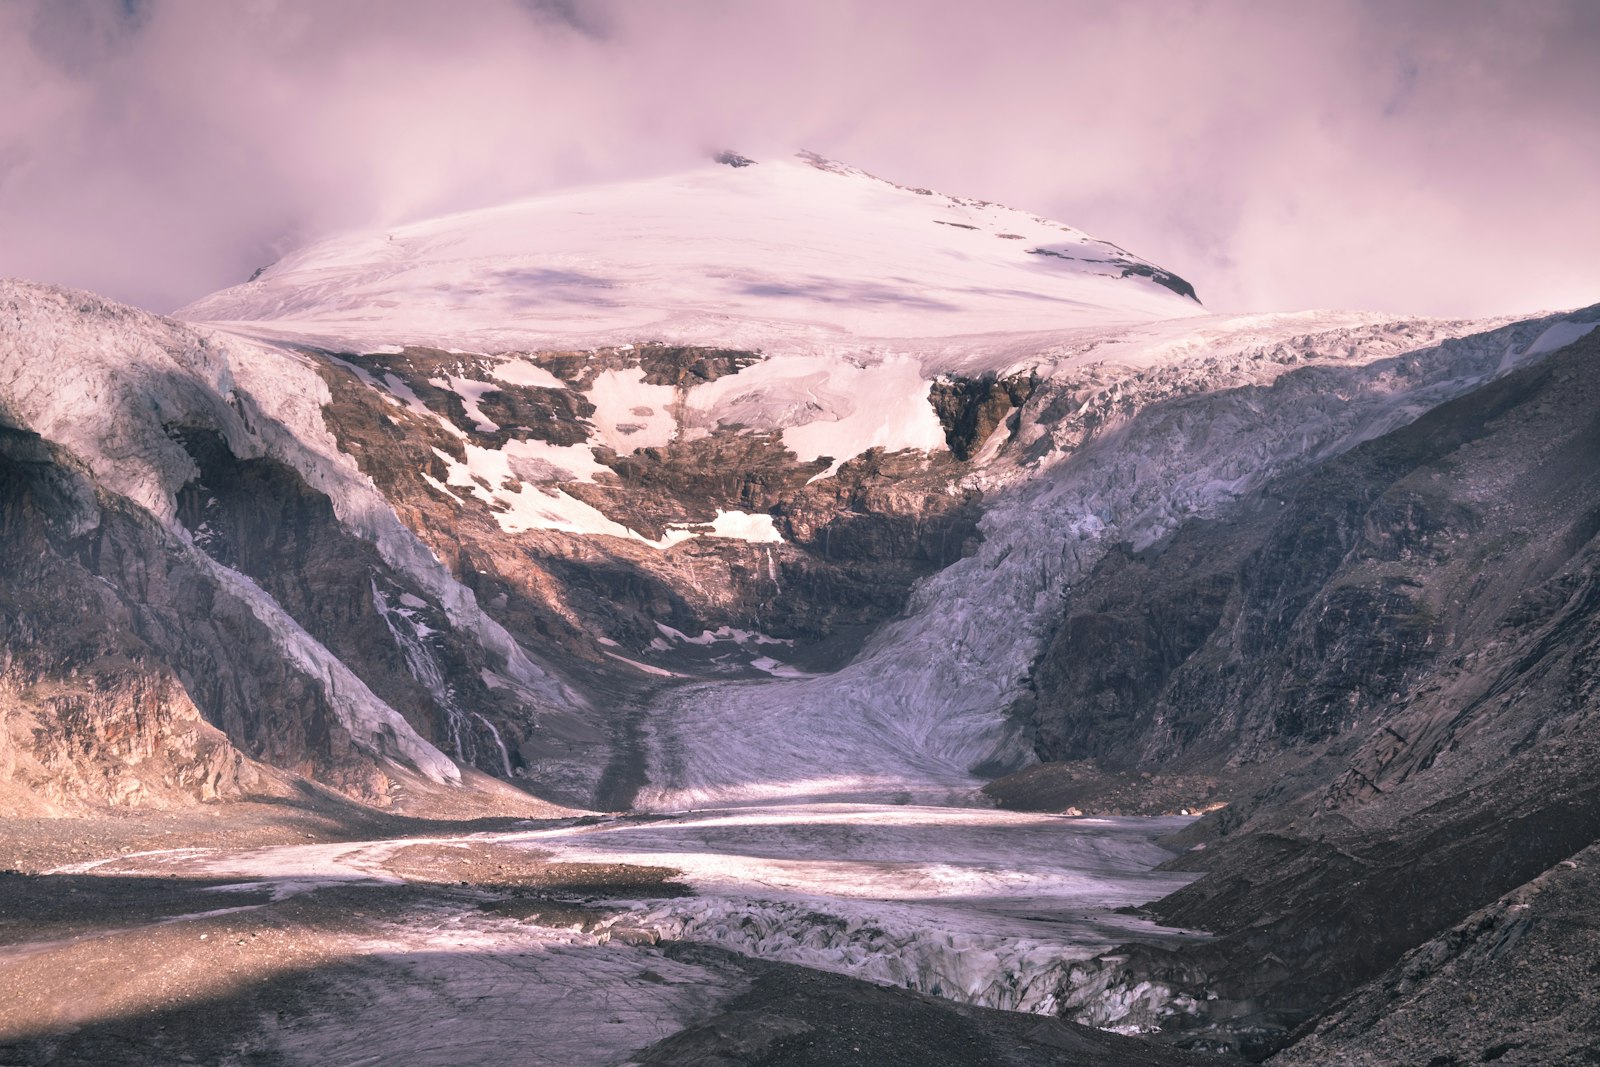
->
xmin=490 ymin=357 xmax=565 ymax=389
xmin=586 ymin=367 xmax=679 ymax=453
xmin=663 ymin=510 xmax=785 ymax=545
xmin=444 ymin=375 xmax=504 ymax=432
xmin=604 ymin=652 xmax=687 ymax=678
xmin=1525 ymin=318 xmax=1599 ymax=357
xmin=431 ymin=443 xmax=784 ymax=548
xmin=655 ymin=624 xmax=792 ymax=647
xmin=750 ymin=657 xmax=810 ymax=678
xmin=680 ymin=352 xmax=947 ymax=472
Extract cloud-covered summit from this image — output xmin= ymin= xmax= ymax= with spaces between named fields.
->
xmin=3 ymin=0 xmax=1598 ymax=319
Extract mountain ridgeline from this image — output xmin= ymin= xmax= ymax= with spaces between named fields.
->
xmin=2 ymin=153 xmax=1598 ymax=1063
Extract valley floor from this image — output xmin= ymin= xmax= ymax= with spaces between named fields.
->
xmin=0 ymin=801 xmax=1217 ymax=1067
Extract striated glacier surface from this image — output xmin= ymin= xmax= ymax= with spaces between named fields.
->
xmin=632 ymin=310 xmax=1593 ymax=808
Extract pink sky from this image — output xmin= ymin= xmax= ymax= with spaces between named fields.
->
xmin=2 ymin=0 xmax=1597 ymax=319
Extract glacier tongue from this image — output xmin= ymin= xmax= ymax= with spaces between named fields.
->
xmin=635 ymin=309 xmax=1576 ymax=808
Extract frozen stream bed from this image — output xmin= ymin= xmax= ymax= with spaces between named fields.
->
xmin=519 ymin=804 xmax=1206 ymax=1014
xmin=70 ymin=804 xmax=1203 ymax=1037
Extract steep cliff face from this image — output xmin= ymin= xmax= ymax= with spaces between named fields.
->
xmin=0 ymin=425 xmax=270 ymax=813
xmin=1001 ymin=320 xmax=1600 ymax=1055
xmin=1275 ymin=840 xmax=1600 ymax=1065
xmin=168 ymin=427 xmax=555 ymax=788
xmin=1024 ymin=329 xmax=1598 ymax=769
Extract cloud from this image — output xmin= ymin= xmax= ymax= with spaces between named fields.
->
xmin=1 ymin=0 xmax=1596 ymax=319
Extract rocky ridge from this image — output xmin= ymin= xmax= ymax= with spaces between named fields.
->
xmin=995 ymin=317 xmax=1600 ymax=1058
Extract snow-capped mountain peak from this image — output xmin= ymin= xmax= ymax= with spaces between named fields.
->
xmin=177 ymin=151 xmax=1204 ymax=354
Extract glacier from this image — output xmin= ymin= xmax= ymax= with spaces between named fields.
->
xmin=631 ymin=310 xmax=1591 ymax=808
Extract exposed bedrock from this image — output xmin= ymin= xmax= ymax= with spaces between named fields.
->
xmin=1005 ymin=326 xmax=1600 ymax=1057
xmin=0 ymin=423 xmax=327 ymax=811
xmin=316 ymin=349 xmax=985 ymax=675
xmin=1274 ymin=839 xmax=1600 ymax=1065
xmin=929 ymin=371 xmax=1038 ymax=461
xmin=168 ymin=427 xmax=538 ymax=785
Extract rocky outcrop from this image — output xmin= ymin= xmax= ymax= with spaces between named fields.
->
xmin=1275 ymin=841 xmax=1600 ymax=1066
xmin=0 ymin=425 xmax=270 ymax=813
xmin=335 ymin=345 xmax=594 ymax=447
xmin=0 ymin=284 xmax=513 ymax=810
xmin=169 ymin=427 xmax=538 ymax=784
xmin=929 ymin=372 xmax=1038 ymax=461
xmin=315 ymin=346 xmax=985 ymax=677
xmin=1023 ymin=320 xmax=1600 ymax=774
xmin=1025 ymin=248 xmax=1200 ymax=303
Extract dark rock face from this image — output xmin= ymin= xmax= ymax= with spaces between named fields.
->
xmin=169 ymin=428 xmax=532 ymax=782
xmin=633 ymin=345 xmax=762 ymax=387
xmin=335 ymin=347 xmax=595 ymax=447
xmin=300 ymin=343 xmax=994 ymax=806
xmin=1012 ymin=329 xmax=1600 ymax=1055
xmin=1276 ymin=840 xmax=1600 ymax=1066
xmin=634 ymin=943 xmax=1222 ymax=1067
xmin=1025 ymin=248 xmax=1201 ymax=304
xmin=1026 ymin=327 xmax=1599 ymax=772
xmin=1117 ymin=263 xmax=1200 ymax=303
xmin=929 ymin=372 xmax=1038 ymax=461
xmin=0 ymin=425 xmax=306 ymax=810
xmin=592 ymin=437 xmax=984 ymax=644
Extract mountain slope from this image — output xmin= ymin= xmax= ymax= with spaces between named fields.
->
xmin=12 ymin=150 xmax=1585 ymax=819
xmin=631 ymin=311 xmax=1576 ymax=808
xmin=0 ymin=281 xmax=590 ymax=811
xmin=5 ymin=149 xmax=1600 ymax=1065
xmin=991 ymin=315 xmax=1600 ymax=1056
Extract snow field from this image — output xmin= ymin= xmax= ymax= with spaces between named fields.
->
xmin=179 ymin=155 xmax=1206 ymax=355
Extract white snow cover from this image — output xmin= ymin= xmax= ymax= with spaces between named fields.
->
xmin=1524 ymin=317 xmax=1599 ymax=356
xmin=178 ymin=153 xmax=1204 ymax=355
xmin=585 ymin=366 xmax=678 ymax=453
xmin=428 ymin=437 xmax=784 ymax=547
xmin=489 ymin=357 xmax=565 ymax=389
xmin=676 ymin=350 xmax=949 ymax=470
xmin=412 ymin=347 xmax=953 ymax=506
